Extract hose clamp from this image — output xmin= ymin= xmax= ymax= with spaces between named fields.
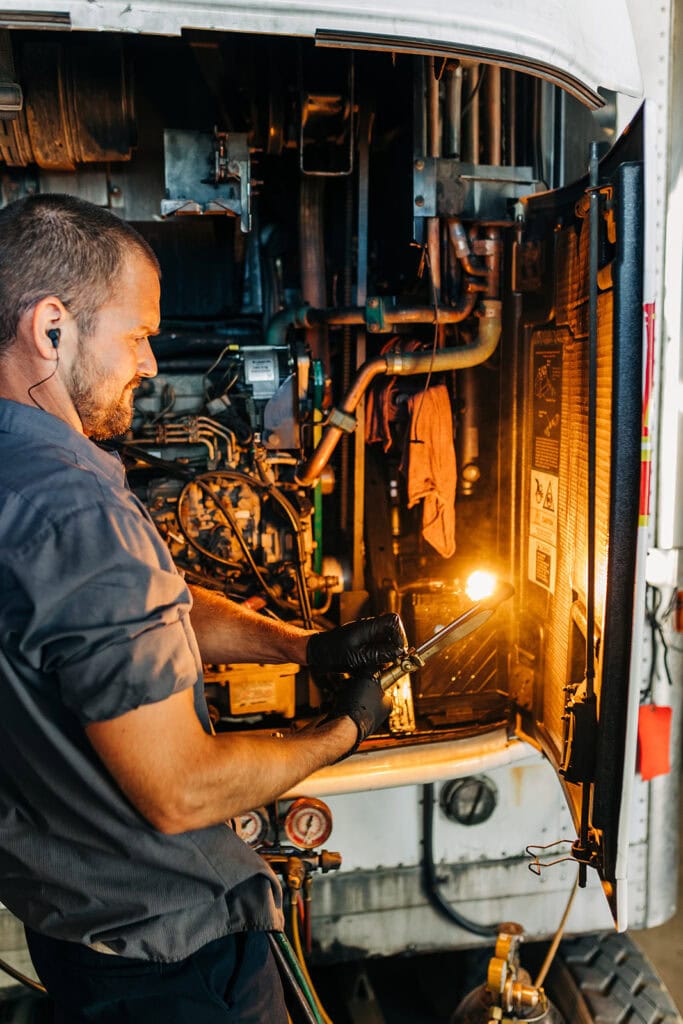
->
xmin=328 ymin=407 xmax=357 ymax=433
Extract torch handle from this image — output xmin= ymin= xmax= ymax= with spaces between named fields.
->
xmin=378 ymin=581 xmax=514 ymax=691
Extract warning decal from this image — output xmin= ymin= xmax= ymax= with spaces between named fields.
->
xmin=528 ymin=337 xmax=562 ymax=594
xmin=543 ymin=480 xmax=554 ymax=511
xmin=528 ymin=537 xmax=557 ymax=594
xmin=530 ymin=469 xmax=559 ymax=548
xmin=532 ymin=342 xmax=562 ymax=473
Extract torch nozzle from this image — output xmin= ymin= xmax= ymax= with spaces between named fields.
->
xmin=378 ymin=581 xmax=514 ymax=691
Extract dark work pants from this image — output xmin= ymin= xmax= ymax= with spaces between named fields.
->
xmin=26 ymin=927 xmax=288 ymax=1024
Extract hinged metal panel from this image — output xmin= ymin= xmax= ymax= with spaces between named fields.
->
xmin=0 ymin=0 xmax=642 ymax=108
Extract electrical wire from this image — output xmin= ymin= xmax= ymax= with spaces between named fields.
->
xmin=178 ymin=471 xmax=314 ymax=626
xmin=27 ymin=353 xmax=60 ymax=411
xmin=148 ymin=382 xmax=177 ymax=424
xmin=533 ymin=870 xmax=580 ymax=988
xmin=202 ymin=344 xmax=238 ymax=403
xmin=409 ymin=243 xmax=441 ymax=440
xmin=178 ymin=477 xmax=285 ymax=607
xmin=205 ymin=471 xmax=314 ymax=626
xmin=461 ymin=65 xmax=487 ymax=118
xmin=106 ymin=441 xmax=314 ymax=625
xmin=642 ymin=584 xmax=678 ymax=701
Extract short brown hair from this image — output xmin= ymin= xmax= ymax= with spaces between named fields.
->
xmin=0 ymin=193 xmax=160 ymax=351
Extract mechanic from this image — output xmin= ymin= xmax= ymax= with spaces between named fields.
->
xmin=0 ymin=193 xmax=405 ymax=1023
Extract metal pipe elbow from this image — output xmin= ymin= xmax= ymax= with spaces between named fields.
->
xmin=384 ymin=300 xmax=502 ymax=375
xmin=265 ymin=306 xmax=312 ymax=346
xmin=447 ymin=218 xmax=488 ymax=278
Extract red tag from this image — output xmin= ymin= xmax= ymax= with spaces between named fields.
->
xmin=637 ymin=705 xmax=672 ymax=781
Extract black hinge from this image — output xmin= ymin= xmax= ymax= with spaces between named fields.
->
xmin=559 ymin=681 xmax=597 ymax=785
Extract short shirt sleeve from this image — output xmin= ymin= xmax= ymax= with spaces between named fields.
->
xmin=10 ymin=501 xmax=202 ymax=725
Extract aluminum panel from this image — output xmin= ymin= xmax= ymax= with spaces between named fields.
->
xmin=0 ymin=0 xmax=642 ymax=107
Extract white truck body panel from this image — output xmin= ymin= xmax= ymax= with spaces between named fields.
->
xmin=0 ymin=0 xmax=642 ymax=104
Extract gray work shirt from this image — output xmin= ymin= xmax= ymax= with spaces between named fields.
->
xmin=0 ymin=399 xmax=283 ymax=961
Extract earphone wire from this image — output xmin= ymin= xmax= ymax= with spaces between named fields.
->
xmin=27 ymin=351 xmax=60 ymax=411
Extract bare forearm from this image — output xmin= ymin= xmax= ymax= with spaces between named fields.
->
xmin=142 ymin=718 xmax=356 ymax=833
xmin=87 ymin=685 xmax=357 ymax=833
xmin=188 ymin=585 xmax=313 ymax=664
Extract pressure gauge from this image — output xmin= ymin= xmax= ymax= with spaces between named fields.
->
xmin=234 ymin=806 xmax=270 ymax=847
xmin=283 ymin=797 xmax=333 ymax=849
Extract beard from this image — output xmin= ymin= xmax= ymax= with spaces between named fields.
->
xmin=65 ymin=339 xmax=141 ymax=440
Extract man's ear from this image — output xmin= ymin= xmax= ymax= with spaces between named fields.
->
xmin=26 ymin=297 xmax=69 ymax=360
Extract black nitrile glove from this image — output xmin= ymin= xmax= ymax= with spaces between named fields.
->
xmin=307 ymin=613 xmax=407 ymax=675
xmin=325 ymin=674 xmax=393 ymax=757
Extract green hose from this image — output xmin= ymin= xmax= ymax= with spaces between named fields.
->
xmin=272 ymin=931 xmax=326 ymax=1024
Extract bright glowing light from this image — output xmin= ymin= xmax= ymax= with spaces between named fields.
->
xmin=466 ymin=571 xmax=497 ymax=601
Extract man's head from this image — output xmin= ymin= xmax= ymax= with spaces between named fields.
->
xmin=0 ymin=194 xmax=161 ymax=438
xmin=0 ymin=193 xmax=159 ymax=351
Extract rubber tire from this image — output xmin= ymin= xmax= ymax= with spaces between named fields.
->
xmin=545 ymin=931 xmax=682 ymax=1024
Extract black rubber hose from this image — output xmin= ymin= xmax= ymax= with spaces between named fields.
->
xmin=267 ymin=933 xmax=321 ymax=1024
xmin=421 ymin=783 xmax=499 ymax=938
xmin=188 ymin=472 xmax=314 ymax=627
xmin=104 ymin=445 xmax=314 ymax=625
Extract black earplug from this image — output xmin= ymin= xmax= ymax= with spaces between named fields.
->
xmin=46 ymin=328 xmax=60 ymax=349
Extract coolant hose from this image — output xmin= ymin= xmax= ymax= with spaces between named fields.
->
xmin=422 ymin=783 xmax=499 ymax=938
xmin=289 ymin=901 xmax=333 ymax=1024
xmin=269 ymin=931 xmax=326 ymax=1024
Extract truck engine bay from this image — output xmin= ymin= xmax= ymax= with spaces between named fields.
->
xmin=5 ymin=30 xmax=552 ymax=745
xmin=0 ymin=19 xmax=646 ymax=936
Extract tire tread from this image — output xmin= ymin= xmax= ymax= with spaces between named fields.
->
xmin=554 ymin=932 xmax=682 ymax=1024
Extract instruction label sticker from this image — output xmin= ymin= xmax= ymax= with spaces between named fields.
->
xmin=532 ymin=342 xmax=562 ymax=473
xmin=528 ymin=337 xmax=562 ymax=594
xmin=528 ymin=537 xmax=557 ymax=593
xmin=245 ymin=357 xmax=275 ymax=382
xmin=230 ymin=679 xmax=277 ymax=713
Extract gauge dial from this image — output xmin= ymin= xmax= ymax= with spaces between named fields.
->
xmin=283 ymin=797 xmax=333 ymax=849
xmin=234 ymin=806 xmax=270 ymax=847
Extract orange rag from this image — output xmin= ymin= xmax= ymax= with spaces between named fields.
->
xmin=366 ymin=338 xmax=422 ymax=451
xmin=401 ymin=384 xmax=457 ymax=558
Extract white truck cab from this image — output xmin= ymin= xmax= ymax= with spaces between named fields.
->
xmin=0 ymin=1 xmax=681 ymax=1020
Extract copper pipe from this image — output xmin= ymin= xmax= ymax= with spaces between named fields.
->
xmin=295 ymin=360 xmax=388 ymax=488
xmin=297 ymin=300 xmax=502 ymax=486
xmin=427 ymin=218 xmax=441 ymax=296
xmin=426 ymin=57 xmax=441 ymax=296
xmin=506 ymin=70 xmax=517 ymax=165
xmin=305 ymin=294 xmax=481 ymax=327
xmin=266 ymin=294 xmax=484 ymax=344
xmin=427 ymin=56 xmax=440 ymax=159
xmin=446 ymin=219 xmax=487 ymax=278
xmin=299 ymin=177 xmax=327 ymax=366
xmin=485 ymin=226 xmax=502 ymax=300
xmin=445 ymin=63 xmax=463 ymax=158
xmin=464 ymin=64 xmax=480 ymax=164
xmin=487 ymin=65 xmax=502 ymax=165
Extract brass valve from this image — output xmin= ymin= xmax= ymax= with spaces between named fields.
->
xmin=486 ymin=922 xmax=549 ymax=1021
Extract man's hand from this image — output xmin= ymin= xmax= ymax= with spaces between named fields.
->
xmin=307 ymin=613 xmax=407 ymax=675
xmin=324 ymin=675 xmax=393 ymax=757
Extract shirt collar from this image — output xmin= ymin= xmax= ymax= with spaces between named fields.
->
xmin=0 ymin=398 xmax=126 ymax=485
